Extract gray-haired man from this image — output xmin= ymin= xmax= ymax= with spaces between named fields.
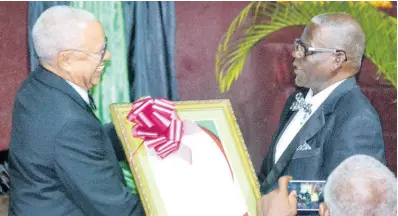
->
xmin=320 ymin=155 xmax=397 ymax=216
xmin=258 ymin=155 xmax=397 ymax=216
xmin=8 ymin=6 xmax=143 ymax=216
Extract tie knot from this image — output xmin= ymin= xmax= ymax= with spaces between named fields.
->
xmin=290 ymin=92 xmax=312 ymax=114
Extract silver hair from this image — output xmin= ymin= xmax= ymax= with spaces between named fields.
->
xmin=311 ymin=13 xmax=366 ymax=71
xmin=32 ymin=6 xmax=96 ymax=62
xmin=324 ymin=155 xmax=397 ymax=216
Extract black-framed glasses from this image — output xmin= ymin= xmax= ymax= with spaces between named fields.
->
xmin=66 ymin=36 xmax=107 ymax=62
xmin=294 ymin=38 xmax=347 ymax=61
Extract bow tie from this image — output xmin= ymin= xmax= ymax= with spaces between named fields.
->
xmin=88 ymin=93 xmax=97 ymax=110
xmin=290 ymin=92 xmax=312 ymax=115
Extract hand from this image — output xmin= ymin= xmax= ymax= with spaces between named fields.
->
xmin=257 ymin=176 xmax=297 ymax=216
xmin=319 ymin=202 xmax=329 ymax=216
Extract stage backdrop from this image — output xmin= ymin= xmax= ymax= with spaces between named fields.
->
xmin=174 ymin=2 xmax=397 ymax=174
xmin=0 ymin=2 xmax=396 ymax=175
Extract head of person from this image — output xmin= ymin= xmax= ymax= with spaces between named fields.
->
xmin=320 ymin=155 xmax=397 ymax=216
xmin=292 ymin=13 xmax=365 ymax=94
xmin=32 ymin=6 xmax=111 ymax=90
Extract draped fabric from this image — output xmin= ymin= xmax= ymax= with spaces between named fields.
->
xmin=70 ymin=1 xmax=130 ymax=124
xmin=122 ymin=2 xmax=135 ymax=50
xmin=124 ymin=2 xmax=179 ymax=101
xmin=28 ymin=1 xmax=69 ymax=73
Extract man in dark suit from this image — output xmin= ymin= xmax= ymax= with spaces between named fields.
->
xmin=8 ymin=6 xmax=143 ymax=216
xmin=258 ymin=12 xmax=387 ymax=196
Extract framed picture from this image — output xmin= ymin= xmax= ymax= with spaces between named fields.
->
xmin=110 ymin=99 xmax=260 ymax=216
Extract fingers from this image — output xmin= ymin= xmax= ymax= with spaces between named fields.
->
xmin=288 ymin=190 xmax=298 ymax=216
xmin=278 ymin=176 xmax=293 ymax=195
xmin=319 ymin=203 xmax=329 ymax=216
xmin=288 ymin=190 xmax=297 ymax=205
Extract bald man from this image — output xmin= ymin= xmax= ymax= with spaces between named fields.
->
xmin=258 ymin=12 xmax=386 ymax=199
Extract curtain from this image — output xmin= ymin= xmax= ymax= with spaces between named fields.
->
xmin=124 ymin=2 xmax=179 ymax=101
xmin=28 ymin=1 xmax=69 ymax=73
xmin=70 ymin=1 xmax=130 ymax=124
xmin=122 ymin=1 xmax=179 ymax=193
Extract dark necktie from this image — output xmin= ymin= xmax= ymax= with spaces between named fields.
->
xmin=88 ymin=93 xmax=97 ymax=110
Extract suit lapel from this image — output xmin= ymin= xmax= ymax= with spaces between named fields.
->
xmin=271 ymin=111 xmax=298 ymax=163
xmin=33 ymin=66 xmax=100 ymax=121
xmin=261 ymin=106 xmax=325 ymax=193
xmin=266 ymin=90 xmax=309 ymax=175
xmin=261 ymin=77 xmax=358 ymax=193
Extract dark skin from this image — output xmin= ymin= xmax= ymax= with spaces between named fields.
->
xmin=292 ymin=15 xmax=364 ymax=95
xmin=261 ymin=15 xmax=367 ymax=216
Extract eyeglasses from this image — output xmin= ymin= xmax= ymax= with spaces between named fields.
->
xmin=67 ymin=36 xmax=108 ymax=62
xmin=294 ymin=38 xmax=347 ymax=61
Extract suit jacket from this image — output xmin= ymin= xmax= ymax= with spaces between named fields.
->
xmin=8 ymin=66 xmax=144 ymax=216
xmin=258 ymin=77 xmax=387 ymax=195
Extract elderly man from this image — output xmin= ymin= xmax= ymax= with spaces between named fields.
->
xmin=320 ymin=155 xmax=397 ymax=216
xmin=258 ymin=12 xmax=386 ymax=196
xmin=8 ymin=6 xmax=143 ymax=216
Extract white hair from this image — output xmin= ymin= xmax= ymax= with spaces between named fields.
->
xmin=32 ymin=6 xmax=96 ymax=62
xmin=324 ymin=155 xmax=397 ymax=216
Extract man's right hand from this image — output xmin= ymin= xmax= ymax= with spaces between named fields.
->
xmin=257 ymin=176 xmax=297 ymax=216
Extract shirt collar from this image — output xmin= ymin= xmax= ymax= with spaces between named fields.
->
xmin=65 ymin=80 xmax=90 ymax=105
xmin=305 ymin=79 xmax=346 ymax=112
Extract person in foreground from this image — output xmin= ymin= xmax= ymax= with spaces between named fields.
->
xmin=258 ymin=12 xmax=386 ymax=195
xmin=259 ymin=155 xmax=397 ymax=216
xmin=8 ymin=6 xmax=143 ymax=216
xmin=319 ymin=155 xmax=397 ymax=216
xmin=257 ymin=176 xmax=298 ymax=216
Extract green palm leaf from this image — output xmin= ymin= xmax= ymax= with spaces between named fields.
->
xmin=215 ymin=1 xmax=397 ymax=93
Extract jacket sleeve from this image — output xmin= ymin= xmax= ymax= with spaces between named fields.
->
xmin=322 ymin=112 xmax=387 ymax=177
xmin=53 ymin=117 xmax=144 ymax=216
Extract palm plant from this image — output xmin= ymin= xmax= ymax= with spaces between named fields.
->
xmin=215 ymin=1 xmax=396 ymax=93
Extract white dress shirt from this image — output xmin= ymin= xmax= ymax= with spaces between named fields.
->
xmin=274 ymin=79 xmax=346 ymax=163
xmin=65 ymin=80 xmax=90 ymax=105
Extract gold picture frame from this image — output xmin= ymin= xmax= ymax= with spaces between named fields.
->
xmin=110 ymin=99 xmax=260 ymax=216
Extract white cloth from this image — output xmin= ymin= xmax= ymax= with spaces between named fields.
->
xmin=274 ymin=79 xmax=346 ymax=163
xmin=65 ymin=80 xmax=90 ymax=105
xmin=148 ymin=129 xmax=248 ymax=216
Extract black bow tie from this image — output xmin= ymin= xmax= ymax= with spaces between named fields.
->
xmin=88 ymin=93 xmax=97 ymax=110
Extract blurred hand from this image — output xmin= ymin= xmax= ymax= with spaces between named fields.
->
xmin=319 ymin=202 xmax=329 ymax=216
xmin=257 ymin=176 xmax=297 ymax=216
